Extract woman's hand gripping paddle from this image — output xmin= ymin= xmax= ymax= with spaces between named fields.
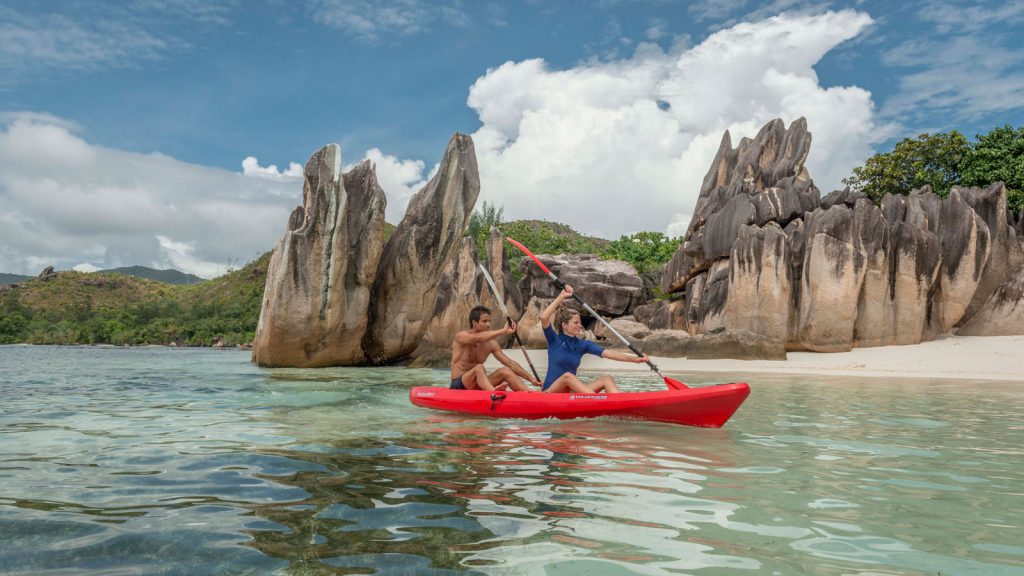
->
xmin=478 ymin=263 xmax=542 ymax=384
xmin=506 ymin=237 xmax=688 ymax=391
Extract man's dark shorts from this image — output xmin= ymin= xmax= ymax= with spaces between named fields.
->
xmin=450 ymin=376 xmax=466 ymax=390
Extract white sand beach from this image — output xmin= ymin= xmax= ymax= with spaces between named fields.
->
xmin=484 ymin=334 xmax=1024 ymax=382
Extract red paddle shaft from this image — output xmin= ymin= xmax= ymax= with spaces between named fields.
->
xmin=506 ymin=237 xmax=687 ymax=390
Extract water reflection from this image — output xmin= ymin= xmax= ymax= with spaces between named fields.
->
xmin=3 ymin=348 xmax=1024 ymax=575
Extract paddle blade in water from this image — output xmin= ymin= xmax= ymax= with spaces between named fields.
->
xmin=665 ymin=376 xmax=688 ymax=390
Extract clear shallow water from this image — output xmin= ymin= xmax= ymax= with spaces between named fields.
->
xmin=1 ymin=346 xmax=1022 ymax=575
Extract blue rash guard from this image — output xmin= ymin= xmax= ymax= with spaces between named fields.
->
xmin=542 ymin=325 xmax=605 ymax=390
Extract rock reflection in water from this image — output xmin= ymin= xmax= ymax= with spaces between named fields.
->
xmin=240 ymin=416 xmax=757 ymax=573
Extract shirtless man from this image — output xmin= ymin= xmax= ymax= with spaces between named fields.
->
xmin=450 ymin=305 xmax=542 ymax=391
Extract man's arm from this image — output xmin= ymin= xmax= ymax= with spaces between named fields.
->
xmin=490 ymin=344 xmax=542 ymax=386
xmin=453 ymin=323 xmax=515 ymax=345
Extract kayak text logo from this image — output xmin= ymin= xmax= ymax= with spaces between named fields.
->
xmin=569 ymin=394 xmax=607 ymax=400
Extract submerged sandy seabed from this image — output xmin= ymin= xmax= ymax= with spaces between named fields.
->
xmin=483 ymin=334 xmax=1024 ymax=383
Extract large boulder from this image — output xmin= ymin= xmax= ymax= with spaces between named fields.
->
xmin=517 ymin=296 xmax=549 ymax=349
xmin=593 ymin=316 xmax=651 ymax=343
xmin=362 ymin=133 xmax=480 ymax=364
xmin=632 ymin=329 xmax=691 ymax=358
xmin=681 ymin=259 xmax=730 ymax=335
xmin=252 ymin=147 xmax=386 ymax=367
xmin=417 ymin=237 xmax=481 ymax=351
xmin=482 ymin=227 xmax=524 ymax=322
xmin=518 ymin=254 xmax=643 ymax=316
xmin=797 ymin=204 xmax=865 ymax=352
xmin=925 ymin=188 xmax=991 ymax=337
xmin=631 ymin=300 xmax=689 ymax=332
xmin=416 ymin=229 xmax=523 ymax=354
xmin=958 ymin=182 xmax=1024 ymax=325
xmin=958 ymin=263 xmax=1024 ymax=335
xmin=686 ymin=329 xmax=787 ymax=360
xmin=852 ymin=199 xmax=895 ymax=347
xmin=723 ymin=222 xmax=792 ymax=342
xmin=662 ymin=117 xmax=820 ymax=294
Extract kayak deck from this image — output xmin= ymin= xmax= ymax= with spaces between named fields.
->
xmin=409 ymin=382 xmax=750 ymax=428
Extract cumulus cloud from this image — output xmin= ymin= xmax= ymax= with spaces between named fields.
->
xmin=242 ymin=156 xmax=304 ymax=178
xmin=0 ymin=111 xmax=437 ymax=276
xmin=0 ymin=113 xmax=300 ymax=277
xmin=349 ymin=148 xmax=428 ymax=225
xmin=467 ymin=10 xmax=888 ymax=239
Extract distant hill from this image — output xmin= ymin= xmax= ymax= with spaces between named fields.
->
xmin=100 ymin=266 xmax=204 ymax=285
xmin=499 ymin=219 xmax=612 ymax=255
xmin=0 ymin=252 xmax=271 ymax=346
xmin=0 ymin=273 xmax=31 ymax=286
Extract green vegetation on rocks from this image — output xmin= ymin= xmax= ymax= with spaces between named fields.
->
xmin=0 ymin=253 xmax=270 ymax=346
xmin=844 ymin=124 xmax=1024 ymax=213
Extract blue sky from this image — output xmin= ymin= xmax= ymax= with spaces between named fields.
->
xmin=2 ymin=0 xmax=1023 ymax=277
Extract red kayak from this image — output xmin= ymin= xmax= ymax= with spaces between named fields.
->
xmin=409 ymin=382 xmax=750 ymax=428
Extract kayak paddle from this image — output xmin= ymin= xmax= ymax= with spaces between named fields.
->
xmin=506 ymin=237 xmax=688 ymax=391
xmin=477 ymin=263 xmax=541 ymax=383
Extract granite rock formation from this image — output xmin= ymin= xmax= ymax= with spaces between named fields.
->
xmin=519 ymin=254 xmax=644 ymax=317
xmin=416 ymin=229 xmax=523 ymax=354
xmin=252 ymin=147 xmax=386 ymax=367
xmin=657 ymin=117 xmax=1024 ymax=351
xmin=362 ymin=133 xmax=481 ymax=364
xmin=958 ymin=260 xmax=1024 ymax=336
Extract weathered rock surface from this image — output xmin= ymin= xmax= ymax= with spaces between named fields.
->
xmin=632 ymin=300 xmax=686 ymax=330
xmin=417 ymin=237 xmax=482 ymax=352
xmin=797 ymin=204 xmax=865 ymax=351
xmin=958 ymin=183 xmax=1024 ymax=324
xmin=958 ymin=262 xmax=1024 ymax=335
xmin=38 ymin=266 xmax=57 ymax=281
xmin=253 ymin=147 xmax=386 ymax=367
xmin=519 ymin=254 xmax=643 ymax=316
xmin=724 ymin=222 xmax=792 ymax=343
xmin=517 ymin=296 xmax=550 ymax=349
xmin=415 ymin=229 xmax=524 ymax=355
xmin=662 ymin=117 xmax=819 ymax=295
xmin=632 ymin=329 xmax=691 ymax=357
xmin=362 ymin=133 xmax=481 ymax=364
xmin=686 ymin=329 xmax=787 ymax=360
xmin=659 ymin=117 xmax=1024 ymax=350
xmin=593 ymin=316 xmax=651 ymax=342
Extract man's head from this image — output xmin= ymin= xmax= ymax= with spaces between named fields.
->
xmin=469 ymin=305 xmax=492 ymax=331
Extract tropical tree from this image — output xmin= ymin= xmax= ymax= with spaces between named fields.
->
xmin=601 ymin=231 xmax=680 ymax=274
xmin=843 ymin=131 xmax=970 ymax=202
xmin=844 ymin=125 xmax=1024 ymax=213
xmin=465 ymin=201 xmax=504 ymax=259
xmin=961 ymin=125 xmax=1024 ymax=212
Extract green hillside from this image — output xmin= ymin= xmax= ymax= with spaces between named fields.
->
xmin=0 ymin=273 xmax=30 ymax=286
xmin=100 ymin=266 xmax=204 ymax=285
xmin=0 ymin=253 xmax=270 ymax=346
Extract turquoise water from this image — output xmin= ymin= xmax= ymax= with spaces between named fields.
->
xmin=1 ymin=346 xmax=1022 ymax=575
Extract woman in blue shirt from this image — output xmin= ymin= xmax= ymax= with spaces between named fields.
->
xmin=540 ymin=285 xmax=649 ymax=393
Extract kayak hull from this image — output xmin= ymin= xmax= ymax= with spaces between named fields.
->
xmin=409 ymin=382 xmax=750 ymax=428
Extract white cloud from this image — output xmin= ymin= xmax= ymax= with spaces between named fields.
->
xmin=0 ymin=112 xmax=434 ymax=276
xmin=73 ymin=263 xmax=101 ymax=273
xmin=0 ymin=113 xmax=299 ymax=277
xmin=349 ymin=148 xmax=428 ymax=225
xmin=242 ymin=156 xmax=304 ymax=178
xmin=467 ymin=10 xmax=888 ymax=240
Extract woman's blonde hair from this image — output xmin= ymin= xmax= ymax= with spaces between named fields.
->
xmin=555 ymin=307 xmax=581 ymax=334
